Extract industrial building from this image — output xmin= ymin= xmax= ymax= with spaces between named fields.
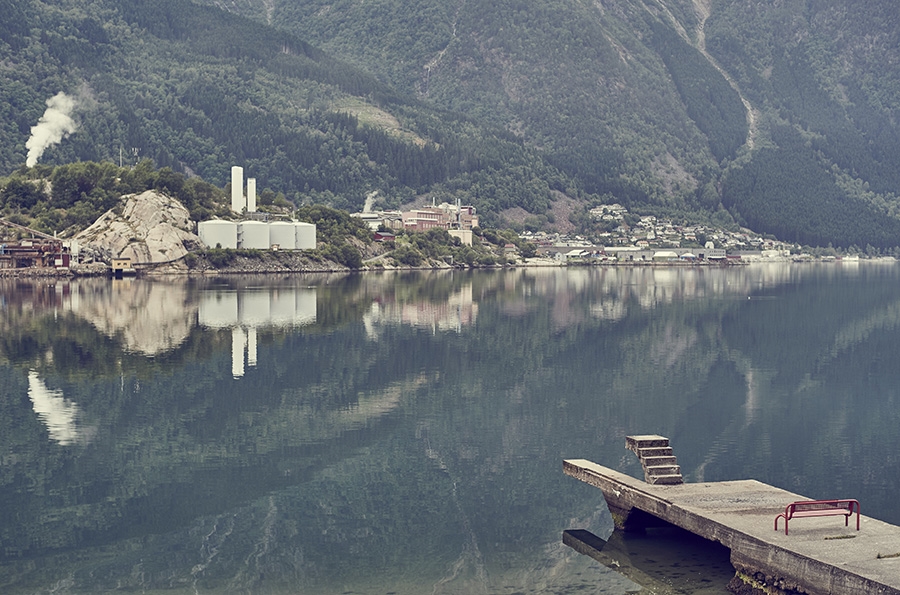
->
xmin=0 ymin=218 xmax=72 ymax=270
xmin=197 ymin=220 xmax=316 ymax=251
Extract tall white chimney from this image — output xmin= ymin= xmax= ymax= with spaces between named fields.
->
xmin=231 ymin=166 xmax=244 ymax=213
xmin=247 ymin=178 xmax=257 ymax=213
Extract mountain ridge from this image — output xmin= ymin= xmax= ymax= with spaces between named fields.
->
xmin=3 ymin=0 xmax=900 ymax=248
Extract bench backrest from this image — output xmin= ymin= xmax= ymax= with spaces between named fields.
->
xmin=789 ymin=499 xmax=855 ymax=513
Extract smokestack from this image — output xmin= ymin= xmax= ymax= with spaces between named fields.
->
xmin=26 ymin=93 xmax=78 ymax=167
xmin=247 ymin=178 xmax=257 ymax=213
xmin=231 ymin=166 xmax=244 ymax=213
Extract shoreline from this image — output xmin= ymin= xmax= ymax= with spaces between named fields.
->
xmin=2 ymin=255 xmax=889 ymax=280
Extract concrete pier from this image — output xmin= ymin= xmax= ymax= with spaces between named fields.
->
xmin=565 ymin=437 xmax=900 ymax=595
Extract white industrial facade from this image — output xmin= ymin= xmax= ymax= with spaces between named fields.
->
xmin=294 ymin=222 xmax=316 ymax=250
xmin=269 ymin=221 xmax=296 ymax=250
xmin=198 ymin=220 xmax=238 ymax=249
xmin=198 ymin=220 xmax=317 ymax=251
xmin=238 ymin=221 xmax=270 ymax=250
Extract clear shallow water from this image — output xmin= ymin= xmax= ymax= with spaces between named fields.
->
xmin=1 ymin=263 xmax=898 ymax=594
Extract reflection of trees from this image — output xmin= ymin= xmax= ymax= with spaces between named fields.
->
xmin=4 ymin=265 xmax=900 ymax=592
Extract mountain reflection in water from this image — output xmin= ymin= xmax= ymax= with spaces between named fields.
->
xmin=0 ymin=263 xmax=898 ymax=594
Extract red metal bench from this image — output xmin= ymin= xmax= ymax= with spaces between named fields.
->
xmin=774 ymin=499 xmax=860 ymax=535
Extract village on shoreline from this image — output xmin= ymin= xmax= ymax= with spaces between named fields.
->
xmin=1 ymin=190 xmax=893 ymax=280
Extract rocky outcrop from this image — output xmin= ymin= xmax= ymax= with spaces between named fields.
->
xmin=75 ymin=190 xmax=202 ymax=264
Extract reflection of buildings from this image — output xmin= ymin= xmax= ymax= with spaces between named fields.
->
xmin=363 ymin=284 xmax=477 ymax=336
xmin=0 ymin=279 xmax=318 ymax=376
xmin=198 ymin=288 xmax=317 ymax=378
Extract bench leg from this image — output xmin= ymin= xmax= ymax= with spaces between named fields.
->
xmin=774 ymin=513 xmax=788 ymax=535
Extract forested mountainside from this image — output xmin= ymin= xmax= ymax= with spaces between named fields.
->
xmin=200 ymin=0 xmax=900 ymax=249
xmin=0 ymin=0 xmax=571 ymax=227
xmin=4 ymin=0 xmax=900 ymax=248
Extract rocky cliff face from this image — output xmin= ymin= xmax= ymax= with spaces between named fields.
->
xmin=75 ymin=190 xmax=203 ymax=264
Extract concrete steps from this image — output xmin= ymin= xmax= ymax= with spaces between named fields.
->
xmin=625 ymin=435 xmax=684 ymax=485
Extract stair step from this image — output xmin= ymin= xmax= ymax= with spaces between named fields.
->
xmin=642 ymin=455 xmax=677 ymax=466
xmin=645 ymin=464 xmax=681 ymax=476
xmin=648 ymin=474 xmax=684 ymax=485
xmin=638 ymin=447 xmax=673 ymax=458
xmin=626 ymin=435 xmax=670 ymax=450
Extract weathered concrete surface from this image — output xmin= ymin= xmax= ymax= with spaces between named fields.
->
xmin=565 ymin=459 xmax=900 ymax=595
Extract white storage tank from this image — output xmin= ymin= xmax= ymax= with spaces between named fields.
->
xmin=294 ymin=222 xmax=316 ymax=250
xmin=269 ymin=222 xmax=296 ymax=250
xmin=198 ymin=220 xmax=238 ymax=249
xmin=238 ymin=221 xmax=270 ymax=250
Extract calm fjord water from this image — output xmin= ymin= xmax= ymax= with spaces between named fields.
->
xmin=1 ymin=263 xmax=898 ymax=594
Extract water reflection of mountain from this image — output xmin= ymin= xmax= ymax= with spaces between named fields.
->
xmin=3 ymin=264 xmax=900 ymax=594
xmin=0 ymin=265 xmax=828 ymax=361
xmin=1 ymin=278 xmax=320 ymax=357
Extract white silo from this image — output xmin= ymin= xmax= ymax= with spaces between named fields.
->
xmin=238 ymin=220 xmax=269 ymax=249
xmin=247 ymin=178 xmax=257 ymax=213
xmin=294 ymin=222 xmax=316 ymax=250
xmin=269 ymin=221 xmax=296 ymax=250
xmin=231 ymin=166 xmax=244 ymax=213
xmin=198 ymin=220 xmax=238 ymax=249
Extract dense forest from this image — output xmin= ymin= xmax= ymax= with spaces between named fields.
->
xmin=205 ymin=0 xmax=900 ymax=248
xmin=3 ymin=0 xmax=900 ymax=247
xmin=0 ymin=0 xmax=573 ymax=228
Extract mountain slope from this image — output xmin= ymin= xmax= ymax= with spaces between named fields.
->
xmin=210 ymin=0 xmax=900 ymax=248
xmin=0 ymin=0 xmax=573 ymax=224
xmin=4 ymin=0 xmax=900 ymax=247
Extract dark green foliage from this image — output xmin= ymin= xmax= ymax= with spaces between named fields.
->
xmin=385 ymin=227 xmax=519 ymax=267
xmin=0 ymin=0 xmax=581 ymax=224
xmin=648 ymin=19 xmax=747 ymax=162
xmin=721 ymin=138 xmax=900 ymax=248
xmin=4 ymin=0 xmax=900 ymax=247
xmin=204 ymin=248 xmax=237 ymax=268
xmin=318 ymin=243 xmax=364 ymax=269
xmin=391 ymin=245 xmax=423 ymax=267
xmin=295 ymin=204 xmax=368 ymax=269
xmin=768 ymin=46 xmax=900 ymax=195
xmin=0 ymin=178 xmax=45 ymax=209
xmin=295 ymin=205 xmax=371 ymax=245
xmin=1 ymin=160 xmax=229 ymax=234
xmin=50 ymin=161 xmax=120 ymax=210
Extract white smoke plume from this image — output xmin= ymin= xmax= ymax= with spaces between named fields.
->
xmin=25 ymin=92 xmax=78 ymax=167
